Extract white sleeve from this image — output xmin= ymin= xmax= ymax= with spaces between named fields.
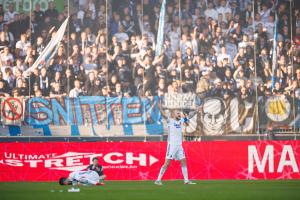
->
xmin=4 ymin=13 xmax=10 ymax=22
xmin=69 ymin=90 xmax=74 ymax=97
xmin=15 ymin=41 xmax=22 ymax=49
xmin=69 ymin=171 xmax=76 ymax=180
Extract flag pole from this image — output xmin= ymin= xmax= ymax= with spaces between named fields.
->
xmin=67 ymin=0 xmax=70 ymax=126
xmin=271 ymin=13 xmax=278 ymax=90
xmin=179 ymin=0 xmax=184 ymax=139
xmin=142 ymin=0 xmax=145 ymax=96
xmin=289 ymin=0 xmax=296 ymax=139
xmin=105 ymin=0 xmax=109 ymax=132
xmin=28 ymin=0 xmax=32 ymax=130
xmin=28 ymin=0 xmax=32 ymax=98
xmin=252 ymin=0 xmax=260 ymax=137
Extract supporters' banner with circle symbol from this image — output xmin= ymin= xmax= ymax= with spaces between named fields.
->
xmin=266 ymin=96 xmax=291 ymax=122
xmin=259 ymin=95 xmax=298 ymax=130
xmin=0 ymin=97 xmax=25 ymax=125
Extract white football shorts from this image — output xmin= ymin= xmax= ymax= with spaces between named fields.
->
xmin=166 ymin=144 xmax=186 ymax=160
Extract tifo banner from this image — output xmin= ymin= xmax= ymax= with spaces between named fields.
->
xmin=183 ymin=97 xmax=256 ymax=135
xmin=0 ymin=141 xmax=299 ymax=181
xmin=0 ymin=95 xmax=300 ymax=136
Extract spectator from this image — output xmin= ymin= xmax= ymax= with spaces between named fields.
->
xmin=34 ymin=3 xmax=45 ymax=25
xmin=0 ymin=80 xmax=9 ymax=96
xmin=4 ymin=3 xmax=18 ymax=24
xmin=45 ymin=1 xmax=59 ymax=19
xmin=211 ymin=78 xmax=224 ymax=97
xmin=50 ymin=82 xmax=65 ymax=97
xmin=182 ymin=68 xmax=196 ymax=93
xmin=114 ymin=25 xmax=129 ymax=43
xmin=83 ymin=54 xmax=97 ymax=74
xmin=239 ymin=86 xmax=250 ymax=101
xmin=15 ymin=78 xmax=27 ymax=97
xmin=69 ymin=79 xmax=83 ymax=97
xmin=84 ymin=71 xmax=97 ymax=96
xmin=0 ymin=4 xmax=4 ymax=17
xmin=0 ymin=46 xmax=14 ymax=64
xmin=272 ymin=81 xmax=284 ymax=95
xmin=196 ymin=70 xmax=211 ymax=99
xmin=37 ymin=67 xmax=50 ymax=96
xmin=15 ymin=34 xmax=30 ymax=59
xmin=33 ymin=36 xmax=45 ymax=56
xmin=2 ymin=24 xmax=14 ymax=48
xmin=62 ymin=69 xmax=74 ymax=94
xmin=34 ymin=89 xmax=42 ymax=97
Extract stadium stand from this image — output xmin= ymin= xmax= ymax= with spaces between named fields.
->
xmin=0 ymin=0 xmax=299 ymax=139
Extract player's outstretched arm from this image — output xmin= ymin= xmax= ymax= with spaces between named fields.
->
xmin=157 ymin=102 xmax=169 ymax=119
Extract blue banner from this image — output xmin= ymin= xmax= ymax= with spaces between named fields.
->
xmin=25 ymin=96 xmax=162 ymax=126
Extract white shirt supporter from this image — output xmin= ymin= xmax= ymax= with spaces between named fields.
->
xmin=205 ymin=8 xmax=218 ymax=20
xmin=15 ymin=41 xmax=31 ymax=57
xmin=69 ymin=88 xmax=82 ymax=97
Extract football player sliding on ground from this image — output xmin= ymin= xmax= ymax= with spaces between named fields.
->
xmin=155 ymin=105 xmax=196 ymax=185
xmin=59 ymin=170 xmax=105 ymax=186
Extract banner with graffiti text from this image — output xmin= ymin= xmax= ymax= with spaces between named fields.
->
xmin=0 ymin=96 xmax=300 ymax=136
xmin=24 ymin=96 xmax=161 ymax=126
xmin=0 ymin=96 xmax=163 ymax=136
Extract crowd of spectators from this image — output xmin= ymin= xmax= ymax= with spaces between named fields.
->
xmin=0 ymin=0 xmax=299 ymax=101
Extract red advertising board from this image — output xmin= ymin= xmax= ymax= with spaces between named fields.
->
xmin=0 ymin=141 xmax=300 ymax=181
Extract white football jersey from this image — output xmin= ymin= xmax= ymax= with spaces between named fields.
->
xmin=167 ymin=118 xmax=185 ymax=145
xmin=69 ymin=170 xmax=99 ymax=183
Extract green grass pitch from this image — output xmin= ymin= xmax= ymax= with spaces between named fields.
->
xmin=1 ymin=180 xmax=300 ymax=200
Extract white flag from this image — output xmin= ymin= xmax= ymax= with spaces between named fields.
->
xmin=25 ymin=17 xmax=69 ymax=74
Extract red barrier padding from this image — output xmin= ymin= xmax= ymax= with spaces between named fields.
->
xmin=0 ymin=141 xmax=299 ymax=181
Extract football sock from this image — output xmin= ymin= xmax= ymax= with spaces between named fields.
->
xmin=157 ymin=165 xmax=167 ymax=181
xmin=181 ymin=166 xmax=188 ymax=182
